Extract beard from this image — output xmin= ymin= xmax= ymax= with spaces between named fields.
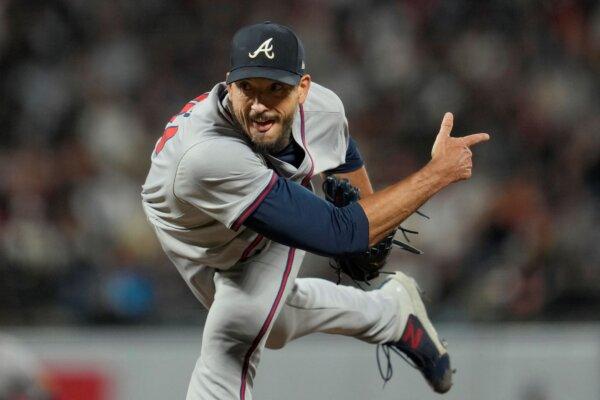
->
xmin=250 ymin=114 xmax=294 ymax=153
xmin=229 ymin=98 xmax=296 ymax=154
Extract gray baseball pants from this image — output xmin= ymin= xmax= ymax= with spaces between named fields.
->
xmin=184 ymin=243 xmax=400 ymax=400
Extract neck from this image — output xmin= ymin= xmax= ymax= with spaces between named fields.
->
xmin=269 ymin=129 xmax=292 ymax=153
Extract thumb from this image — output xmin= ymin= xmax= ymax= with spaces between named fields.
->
xmin=431 ymin=112 xmax=453 ymax=157
xmin=438 ymin=112 xmax=453 ymax=137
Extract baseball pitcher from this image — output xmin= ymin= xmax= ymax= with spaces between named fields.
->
xmin=141 ymin=22 xmax=489 ymax=400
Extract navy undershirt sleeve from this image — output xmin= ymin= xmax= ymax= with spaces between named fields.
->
xmin=325 ymin=136 xmax=364 ymax=174
xmin=244 ymin=177 xmax=369 ymax=257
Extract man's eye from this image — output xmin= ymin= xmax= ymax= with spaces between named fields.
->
xmin=238 ymin=82 xmax=251 ymax=92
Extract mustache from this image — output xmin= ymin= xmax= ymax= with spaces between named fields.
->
xmin=248 ymin=112 xmax=278 ymax=122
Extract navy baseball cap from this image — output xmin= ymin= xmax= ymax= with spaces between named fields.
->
xmin=226 ymin=22 xmax=306 ymax=86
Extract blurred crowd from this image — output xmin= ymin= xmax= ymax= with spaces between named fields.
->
xmin=0 ymin=0 xmax=598 ymax=325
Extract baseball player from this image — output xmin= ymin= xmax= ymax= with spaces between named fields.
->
xmin=141 ymin=22 xmax=489 ymax=400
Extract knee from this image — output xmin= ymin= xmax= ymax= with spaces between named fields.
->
xmin=264 ymin=312 xmax=291 ymax=350
xmin=208 ymin=297 xmax=269 ymax=344
xmin=265 ymin=329 xmax=286 ymax=350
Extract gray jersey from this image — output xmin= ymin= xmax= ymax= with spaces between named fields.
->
xmin=141 ymin=81 xmax=349 ymax=277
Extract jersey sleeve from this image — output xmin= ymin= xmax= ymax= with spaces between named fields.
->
xmin=324 ymin=136 xmax=364 ymax=174
xmin=174 ymin=139 xmax=276 ymax=230
xmin=244 ymin=176 xmax=369 ymax=256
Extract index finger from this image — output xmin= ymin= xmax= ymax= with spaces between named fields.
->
xmin=462 ymin=133 xmax=490 ymax=147
xmin=438 ymin=112 xmax=454 ymax=137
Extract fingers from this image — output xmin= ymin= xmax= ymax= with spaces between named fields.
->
xmin=438 ymin=112 xmax=454 ymax=137
xmin=462 ymin=132 xmax=490 ymax=147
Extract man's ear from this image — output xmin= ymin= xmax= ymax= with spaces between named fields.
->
xmin=298 ymin=74 xmax=311 ymax=105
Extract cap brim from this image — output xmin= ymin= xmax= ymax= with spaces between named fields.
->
xmin=226 ymin=66 xmax=301 ymax=86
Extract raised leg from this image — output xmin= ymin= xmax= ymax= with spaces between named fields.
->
xmin=266 ymin=277 xmax=400 ymax=349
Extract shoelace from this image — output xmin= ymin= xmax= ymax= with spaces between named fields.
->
xmin=376 ymin=344 xmax=419 ymax=387
xmin=376 ymin=338 xmax=451 ymax=387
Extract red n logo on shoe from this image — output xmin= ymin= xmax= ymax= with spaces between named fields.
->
xmin=401 ymin=318 xmax=424 ymax=349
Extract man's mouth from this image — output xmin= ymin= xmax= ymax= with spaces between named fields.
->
xmin=251 ymin=117 xmax=276 ymax=134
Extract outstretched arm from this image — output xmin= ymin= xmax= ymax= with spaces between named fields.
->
xmin=244 ymin=112 xmax=489 ymax=255
xmin=359 ymin=112 xmax=489 ymax=245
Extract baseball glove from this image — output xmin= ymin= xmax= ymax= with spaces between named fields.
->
xmin=322 ymin=175 xmax=426 ymax=285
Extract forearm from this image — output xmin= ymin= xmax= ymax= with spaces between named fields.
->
xmin=330 ymin=112 xmax=489 ymax=247
xmin=359 ymin=161 xmax=448 ymax=246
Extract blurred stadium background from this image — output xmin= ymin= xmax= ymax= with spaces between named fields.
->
xmin=0 ymin=0 xmax=598 ymax=399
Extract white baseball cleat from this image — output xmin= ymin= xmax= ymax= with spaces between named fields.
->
xmin=378 ymin=271 xmax=453 ymax=394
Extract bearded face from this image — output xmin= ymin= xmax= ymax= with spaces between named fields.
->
xmin=228 ymin=76 xmax=310 ymax=153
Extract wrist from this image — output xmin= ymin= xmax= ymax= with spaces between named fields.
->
xmin=421 ymin=159 xmax=451 ymax=192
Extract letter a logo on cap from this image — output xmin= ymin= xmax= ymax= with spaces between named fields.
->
xmin=249 ymin=38 xmax=275 ymax=59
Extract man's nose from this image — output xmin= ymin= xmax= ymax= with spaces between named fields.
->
xmin=250 ymin=98 xmax=268 ymax=113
